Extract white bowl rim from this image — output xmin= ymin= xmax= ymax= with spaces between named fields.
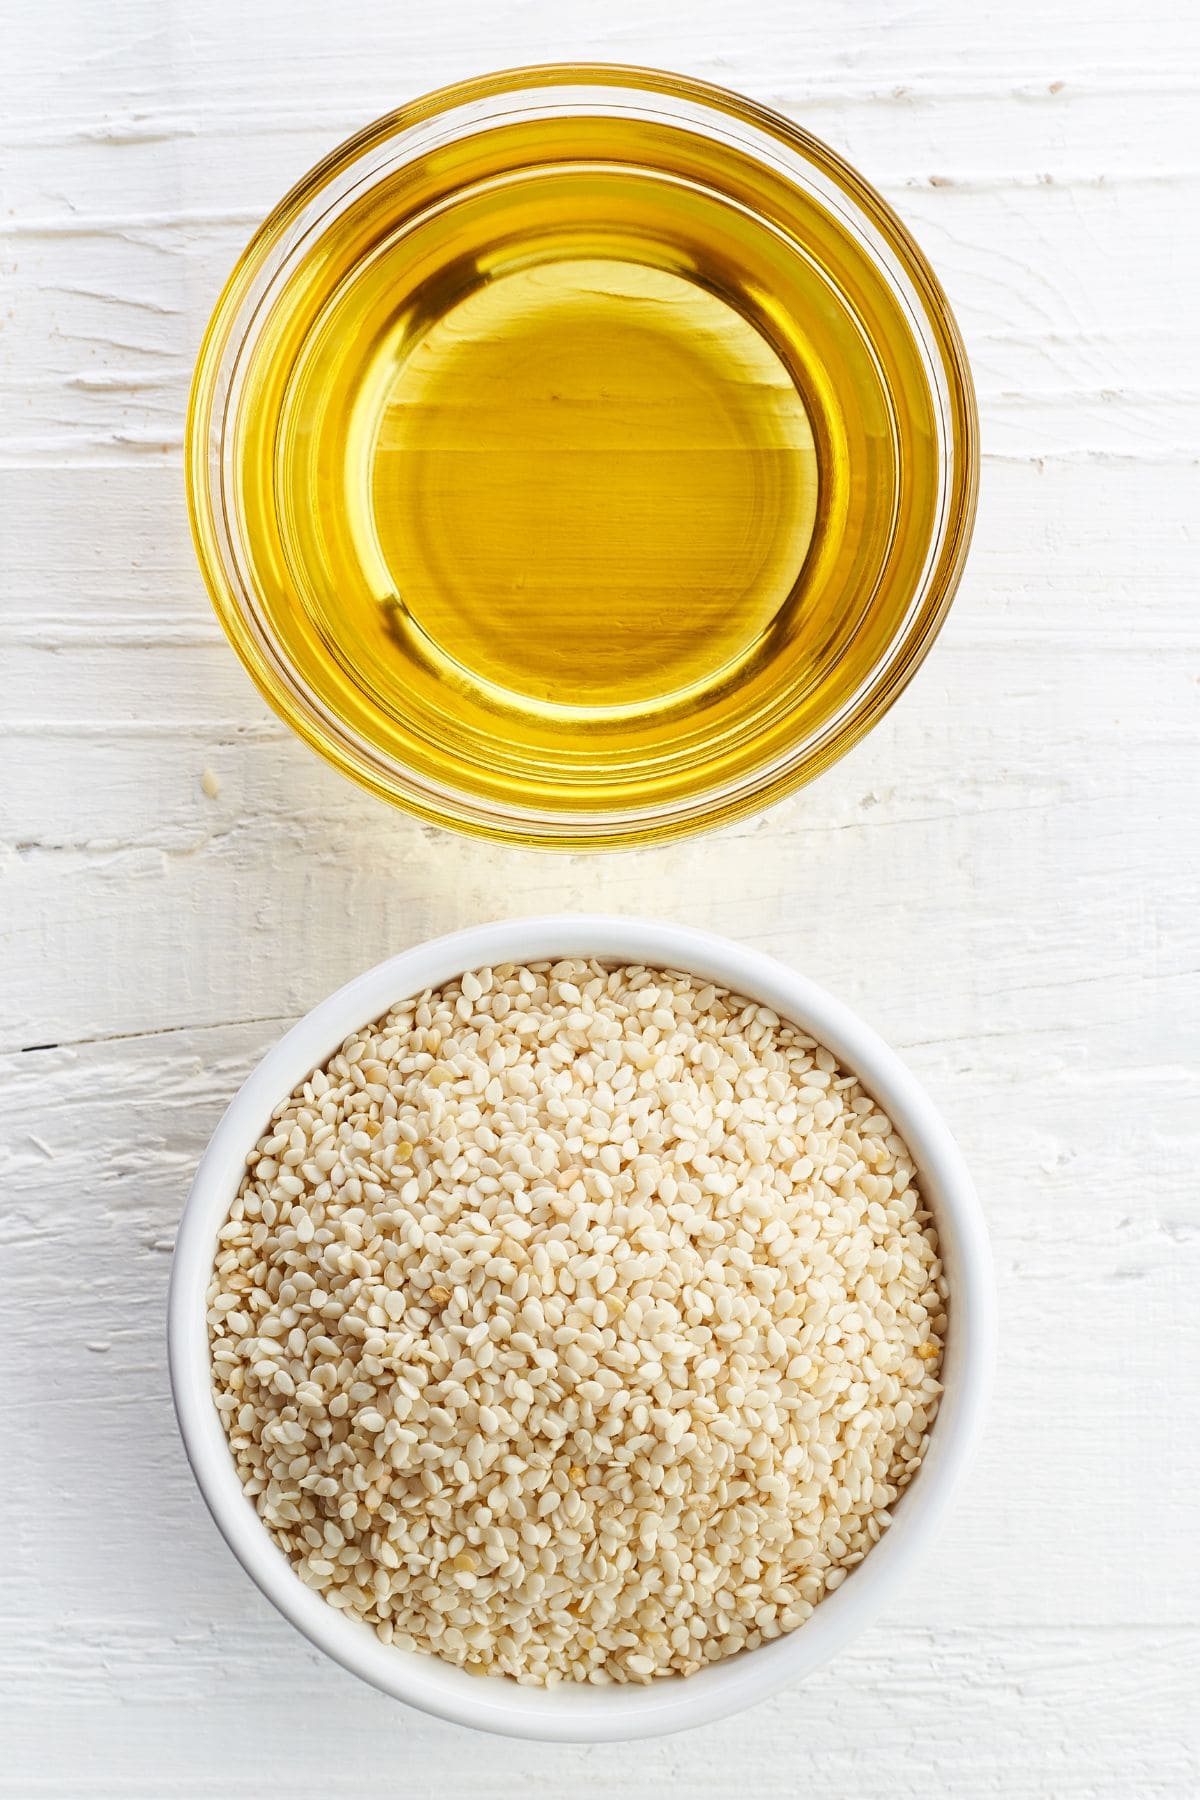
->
xmin=168 ymin=913 xmax=994 ymax=1741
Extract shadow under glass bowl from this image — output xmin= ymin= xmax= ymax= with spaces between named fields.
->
xmin=187 ymin=66 xmax=978 ymax=847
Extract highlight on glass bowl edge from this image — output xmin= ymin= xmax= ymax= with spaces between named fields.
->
xmin=186 ymin=64 xmax=979 ymax=848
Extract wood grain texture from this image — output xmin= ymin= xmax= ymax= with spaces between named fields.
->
xmin=2 ymin=0 xmax=1197 ymax=1793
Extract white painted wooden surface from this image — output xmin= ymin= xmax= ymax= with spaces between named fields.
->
xmin=3 ymin=0 xmax=1198 ymax=1792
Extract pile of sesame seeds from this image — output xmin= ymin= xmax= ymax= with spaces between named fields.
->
xmin=208 ymin=960 xmax=946 ymax=1685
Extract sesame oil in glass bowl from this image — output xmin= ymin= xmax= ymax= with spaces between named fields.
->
xmin=188 ymin=66 xmax=977 ymax=845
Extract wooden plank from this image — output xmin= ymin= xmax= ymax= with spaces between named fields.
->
xmin=2 ymin=0 xmax=1198 ymax=1789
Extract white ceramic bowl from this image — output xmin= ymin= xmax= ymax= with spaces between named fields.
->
xmin=168 ymin=916 xmax=993 ymax=1741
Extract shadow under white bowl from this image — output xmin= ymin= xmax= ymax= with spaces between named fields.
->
xmin=168 ymin=915 xmax=994 ymax=1741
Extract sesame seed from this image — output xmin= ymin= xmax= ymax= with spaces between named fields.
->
xmin=209 ymin=959 xmax=944 ymax=1686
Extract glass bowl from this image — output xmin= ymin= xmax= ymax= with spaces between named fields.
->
xmin=187 ymin=65 xmax=978 ymax=848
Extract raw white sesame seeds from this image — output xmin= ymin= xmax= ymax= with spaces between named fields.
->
xmin=208 ymin=960 xmax=946 ymax=1685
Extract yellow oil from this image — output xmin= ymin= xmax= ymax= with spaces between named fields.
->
xmin=231 ymin=106 xmax=945 ymax=829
